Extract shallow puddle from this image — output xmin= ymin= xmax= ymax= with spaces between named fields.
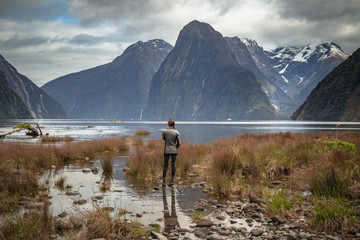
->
xmin=40 ymin=155 xmax=208 ymax=232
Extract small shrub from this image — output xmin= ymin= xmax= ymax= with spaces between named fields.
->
xmin=309 ymin=165 xmax=349 ymax=198
xmin=41 ymin=136 xmax=74 ymax=143
xmin=324 ymin=140 xmax=356 ymax=155
xmin=54 ymin=175 xmax=67 ymax=190
xmin=134 ymin=129 xmax=151 ymax=136
xmin=191 ymin=211 xmax=205 ymax=223
xmin=101 ymin=156 xmax=114 ymax=174
xmin=264 ymin=189 xmax=293 ymax=216
xmin=211 ymin=148 xmax=237 ymax=176
xmin=0 ymin=209 xmax=54 ymax=240
xmin=310 ymin=196 xmax=356 ymax=232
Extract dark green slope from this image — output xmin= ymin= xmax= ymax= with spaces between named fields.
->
xmin=292 ymin=47 xmax=360 ymax=121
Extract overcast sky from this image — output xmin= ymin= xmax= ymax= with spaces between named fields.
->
xmin=1 ymin=0 xmax=359 ymax=86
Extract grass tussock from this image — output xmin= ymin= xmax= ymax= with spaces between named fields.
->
xmin=134 ymin=129 xmax=151 ymax=136
xmin=41 ymin=136 xmax=74 ymax=143
xmin=311 ymin=196 xmax=356 ymax=232
xmin=54 ymin=175 xmax=68 ymax=190
xmin=85 ymin=206 xmax=146 ymax=239
xmin=0 ymin=208 xmax=54 ymax=240
xmin=127 ymin=139 xmax=201 ymax=182
xmin=264 ymin=189 xmax=294 ymax=216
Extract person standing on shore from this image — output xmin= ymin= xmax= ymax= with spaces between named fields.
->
xmin=162 ymin=118 xmax=181 ymax=187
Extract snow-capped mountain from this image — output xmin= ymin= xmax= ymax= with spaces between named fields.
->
xmin=264 ymin=41 xmax=348 ymax=104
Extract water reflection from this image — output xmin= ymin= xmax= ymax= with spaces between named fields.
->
xmin=162 ymin=187 xmax=179 ymax=232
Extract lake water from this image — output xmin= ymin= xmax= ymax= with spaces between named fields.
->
xmin=1 ymin=119 xmax=360 ymax=144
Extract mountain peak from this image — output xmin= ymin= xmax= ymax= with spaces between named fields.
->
xmin=180 ymin=20 xmax=220 ymax=38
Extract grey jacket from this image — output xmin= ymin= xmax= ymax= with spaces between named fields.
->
xmin=162 ymin=127 xmax=181 ymax=154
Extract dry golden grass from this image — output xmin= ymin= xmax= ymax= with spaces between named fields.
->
xmin=134 ymin=129 xmax=151 ymax=136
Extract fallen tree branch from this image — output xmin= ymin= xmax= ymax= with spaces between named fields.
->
xmin=0 ymin=123 xmax=39 ymax=138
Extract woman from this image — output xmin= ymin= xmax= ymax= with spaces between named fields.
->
xmin=162 ymin=118 xmax=181 ymax=187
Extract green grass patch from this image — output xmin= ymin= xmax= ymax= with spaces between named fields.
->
xmin=264 ymin=189 xmax=293 ymax=216
xmin=310 ymin=196 xmax=356 ymax=232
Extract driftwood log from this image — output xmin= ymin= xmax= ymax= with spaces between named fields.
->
xmin=0 ymin=123 xmax=40 ymax=138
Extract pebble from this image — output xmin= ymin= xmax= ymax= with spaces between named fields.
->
xmin=251 ymin=228 xmax=264 ymax=236
xmin=196 ymin=218 xmax=213 ymax=227
xmin=82 ymin=168 xmax=91 ymax=173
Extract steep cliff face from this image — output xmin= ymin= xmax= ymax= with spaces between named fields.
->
xmin=0 ymin=55 xmax=67 ymax=119
xmin=0 ymin=71 xmax=31 ymax=119
xmin=42 ymin=39 xmax=172 ymax=119
xmin=226 ymin=37 xmax=292 ymax=115
xmin=292 ymin=47 xmax=360 ymax=121
xmin=144 ymin=20 xmax=276 ymax=120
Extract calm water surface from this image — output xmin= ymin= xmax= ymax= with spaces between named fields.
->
xmin=1 ymin=119 xmax=360 ymax=144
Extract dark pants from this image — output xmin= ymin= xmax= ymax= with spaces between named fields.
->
xmin=163 ymin=154 xmax=177 ymax=182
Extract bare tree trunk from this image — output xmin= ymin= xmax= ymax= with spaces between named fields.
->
xmin=0 ymin=123 xmax=39 ymax=138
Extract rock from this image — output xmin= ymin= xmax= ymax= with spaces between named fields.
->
xmin=207 ymin=233 xmax=223 ymax=240
xmin=188 ymin=173 xmax=197 ymax=177
xmin=199 ymin=182 xmax=206 ymax=187
xmin=194 ymin=228 xmax=208 ymax=238
xmin=271 ymin=181 xmax=282 ymax=185
xmin=225 ymin=207 xmax=234 ymax=214
xmin=73 ymin=199 xmax=87 ymax=205
xmin=299 ymin=232 xmax=312 ymax=239
xmin=216 ymin=215 xmax=226 ymax=220
xmin=230 ymin=219 xmax=237 ymax=224
xmin=196 ymin=218 xmax=213 ymax=227
xmin=237 ymin=227 xmax=248 ymax=234
xmin=153 ymin=187 xmax=160 ymax=191
xmin=286 ymin=234 xmax=297 ymax=240
xmin=56 ymin=215 xmax=83 ymax=230
xmin=82 ymin=168 xmax=91 ymax=173
xmin=102 ymin=206 xmax=114 ymax=211
xmin=136 ymin=213 xmax=143 ymax=218
xmin=92 ymin=166 xmax=99 ymax=173
xmin=250 ymin=195 xmax=260 ymax=203
xmin=95 ymin=195 xmax=104 ymax=200
xmin=151 ymin=231 xmax=167 ymax=240
xmin=58 ymin=212 xmax=68 ymax=218
xmin=85 ymin=157 xmax=90 ymax=160
xmin=123 ymin=167 xmax=130 ymax=172
xmin=250 ymin=228 xmax=264 ymax=236
xmin=66 ymin=191 xmax=79 ymax=196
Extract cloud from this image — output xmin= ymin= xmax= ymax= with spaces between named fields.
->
xmin=0 ymin=0 xmax=70 ymax=22
xmin=0 ymin=0 xmax=359 ymax=86
xmin=273 ymin=0 xmax=360 ymax=23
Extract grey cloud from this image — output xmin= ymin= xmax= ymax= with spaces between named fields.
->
xmin=0 ymin=0 xmax=69 ymax=21
xmin=0 ymin=34 xmax=50 ymax=49
xmin=66 ymin=0 xmax=175 ymax=24
xmin=273 ymin=0 xmax=360 ymax=23
xmin=69 ymin=34 xmax=111 ymax=45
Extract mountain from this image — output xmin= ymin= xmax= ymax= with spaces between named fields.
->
xmin=0 ymin=55 xmax=67 ymax=119
xmin=292 ymin=47 xmax=360 ymax=121
xmin=0 ymin=71 xmax=31 ymax=119
xmin=42 ymin=39 xmax=172 ymax=119
xmin=143 ymin=20 xmax=276 ymax=120
xmin=225 ymin=37 xmax=293 ymax=115
xmin=265 ymin=41 xmax=348 ymax=104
